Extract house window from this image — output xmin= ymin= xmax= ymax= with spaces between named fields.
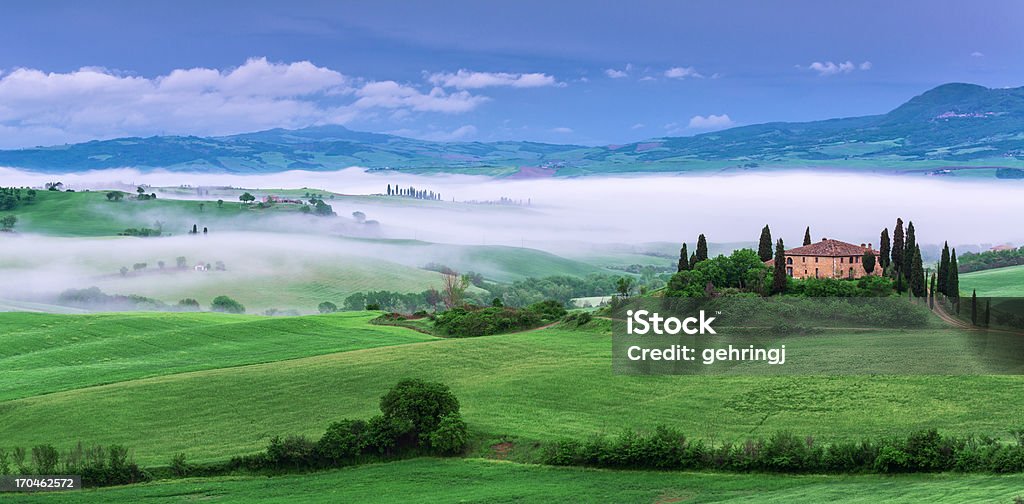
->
xmin=786 ymin=267 xmax=793 ymax=277
xmin=840 ymin=257 xmax=844 ymax=263
xmin=815 ymin=257 xmax=819 ymax=263
xmin=802 ymin=257 xmax=806 ymax=263
xmin=786 ymin=257 xmax=793 ymax=265
xmin=815 ymin=268 xmax=819 ymax=278
xmin=848 ymin=267 xmax=854 ymax=279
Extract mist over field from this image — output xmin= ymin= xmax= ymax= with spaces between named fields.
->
xmin=2 ymin=166 xmax=1022 ymax=245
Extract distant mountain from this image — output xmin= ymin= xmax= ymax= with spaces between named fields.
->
xmin=2 ymin=83 xmax=1023 ymax=177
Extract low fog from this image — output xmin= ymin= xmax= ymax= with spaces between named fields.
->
xmin=1 ymin=166 xmax=1021 ymax=311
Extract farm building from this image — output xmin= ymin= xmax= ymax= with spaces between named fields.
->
xmin=765 ymin=238 xmax=883 ymax=280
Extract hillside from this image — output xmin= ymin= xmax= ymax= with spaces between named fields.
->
xmin=2 ymin=84 xmax=1024 ymax=176
xmin=960 ymin=264 xmax=1024 ymax=297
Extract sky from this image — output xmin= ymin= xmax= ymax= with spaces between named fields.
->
xmin=0 ymin=0 xmax=1021 ymax=148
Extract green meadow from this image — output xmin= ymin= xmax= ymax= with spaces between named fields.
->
xmin=960 ymin=265 xmax=1024 ymax=297
xmin=17 ymin=458 xmax=1024 ymax=504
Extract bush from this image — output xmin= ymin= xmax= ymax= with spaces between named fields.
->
xmin=317 ymin=420 xmax=368 ymax=462
xmin=425 ymin=413 xmax=468 ymax=455
xmin=526 ymin=300 xmax=567 ymax=321
xmin=379 ymin=379 xmax=460 ymax=446
xmin=177 ymin=298 xmax=200 ymax=311
xmin=265 ymin=435 xmax=317 ymax=469
xmin=318 ymin=301 xmax=338 ymax=314
xmin=364 ymin=414 xmax=406 ymax=455
xmin=169 ymin=453 xmax=192 ymax=477
xmin=210 ymin=295 xmax=245 ymax=314
xmin=434 ymin=306 xmax=543 ymax=337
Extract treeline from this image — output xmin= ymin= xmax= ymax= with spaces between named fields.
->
xmin=958 ymin=246 xmax=1024 ymax=273
xmin=0 ymin=186 xmax=37 ymax=210
xmin=386 ymin=184 xmax=440 ymax=200
xmin=433 ymin=300 xmax=567 ymax=337
xmin=543 ymin=426 xmax=1024 ymax=474
xmin=57 ymin=287 xmax=246 ymax=314
xmin=0 ymin=443 xmax=147 ymax=487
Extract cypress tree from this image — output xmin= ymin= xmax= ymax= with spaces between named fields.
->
xmin=879 ymin=228 xmax=891 ymax=269
xmin=387 ymin=184 xmax=392 ymax=196
xmin=863 ymin=250 xmax=876 ymax=274
xmin=896 ymin=271 xmax=905 ymax=293
xmin=903 ymin=221 xmax=916 ymax=277
xmin=803 ymin=226 xmax=812 ymax=246
xmin=947 ymin=249 xmax=960 ymax=301
xmin=695 ymin=234 xmax=708 ymax=263
xmin=689 ymin=252 xmax=697 ymax=270
xmin=771 ymin=238 xmax=787 ymax=295
xmin=929 ymin=273 xmax=936 ymax=309
xmin=892 ymin=218 xmax=904 ymax=275
xmin=937 ymin=242 xmax=950 ymax=296
xmin=678 ymin=243 xmax=690 ymax=272
xmin=911 ymin=244 xmax=925 ymax=298
xmin=971 ymin=289 xmax=978 ymax=325
xmin=758 ymin=225 xmax=773 ymax=262
xmin=984 ymin=299 xmax=991 ymax=327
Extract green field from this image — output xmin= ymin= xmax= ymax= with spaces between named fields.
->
xmin=0 ymin=311 xmax=435 ymax=401
xmin=3 ymin=315 xmax=1023 ymax=466
xmin=15 ymin=458 xmax=1024 ymax=503
xmin=961 ymin=265 xmax=1024 ymax=297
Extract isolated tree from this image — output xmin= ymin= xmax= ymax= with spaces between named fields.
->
xmin=695 ymin=234 xmax=708 ymax=263
xmin=0 ymin=215 xmax=16 ymax=231
xmin=903 ymin=221 xmax=917 ymax=277
xmin=387 ymin=184 xmax=392 ymax=196
xmin=879 ymin=228 xmax=891 ymax=269
xmin=677 ymin=243 xmax=690 ymax=272
xmin=136 ymin=186 xmax=145 ymax=196
xmin=217 ymin=199 xmax=224 ymax=208
xmin=937 ymin=242 xmax=950 ymax=296
xmin=441 ymin=273 xmax=468 ymax=309
xmin=239 ymin=192 xmax=256 ymax=204
xmin=911 ymin=244 xmax=926 ymax=298
xmin=318 ymin=301 xmax=338 ymax=314
xmin=192 ymin=224 xmax=198 ymax=234
xmin=892 ymin=218 xmax=904 ymax=275
xmin=615 ymin=276 xmax=634 ymax=298
xmin=176 ymin=256 xmax=188 ymax=269
xmin=352 ymin=211 xmax=366 ymax=223
xmin=119 ymin=266 xmax=129 ymax=277
xmin=771 ymin=238 xmax=787 ymax=295
xmin=199 ymin=203 xmax=205 ymax=213
xmin=803 ymin=226 xmax=812 ymax=246
xmin=106 ymin=191 xmax=124 ymax=201
xmin=862 ymin=250 xmax=876 ymax=274
xmin=211 ymin=295 xmax=245 ymax=314
xmin=757 ymin=225 xmax=773 ymax=262
xmin=971 ymin=289 xmax=978 ymax=326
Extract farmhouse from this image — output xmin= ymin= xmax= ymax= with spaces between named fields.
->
xmin=765 ymin=238 xmax=882 ymax=279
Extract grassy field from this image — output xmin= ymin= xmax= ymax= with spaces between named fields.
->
xmin=18 ymin=458 xmax=1024 ymax=503
xmin=961 ymin=265 xmax=1024 ymax=297
xmin=0 ymin=311 xmax=435 ymax=401
xmin=3 ymin=317 xmax=1023 ymax=466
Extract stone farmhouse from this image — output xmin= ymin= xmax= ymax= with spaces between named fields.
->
xmin=765 ymin=238 xmax=882 ymax=280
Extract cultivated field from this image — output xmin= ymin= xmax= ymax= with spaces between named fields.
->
xmin=960 ymin=265 xmax=1024 ymax=297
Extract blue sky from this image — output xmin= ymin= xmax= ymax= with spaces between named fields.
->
xmin=0 ymin=0 xmax=1020 ymax=148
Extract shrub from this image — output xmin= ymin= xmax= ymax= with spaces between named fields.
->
xmin=210 ymin=295 xmax=245 ymax=314
xmin=364 ymin=415 xmax=406 ymax=455
xmin=527 ymin=299 xmax=567 ymax=321
xmin=31 ymin=444 xmax=59 ymax=474
xmin=318 ymin=301 xmax=338 ymax=314
xmin=434 ymin=306 xmax=543 ymax=337
xmin=317 ymin=420 xmax=368 ymax=462
xmin=266 ymin=435 xmax=318 ymax=469
xmin=177 ymin=298 xmax=200 ymax=311
xmin=379 ymin=379 xmax=460 ymax=446
xmin=426 ymin=413 xmax=468 ymax=455
xmin=169 ymin=453 xmax=192 ymax=477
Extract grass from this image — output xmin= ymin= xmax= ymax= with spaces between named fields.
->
xmin=960 ymin=264 xmax=1024 ymax=297
xmin=0 ymin=311 xmax=436 ymax=401
xmin=2 ymin=318 xmax=1023 ymax=465
xmin=18 ymin=458 xmax=1024 ymax=503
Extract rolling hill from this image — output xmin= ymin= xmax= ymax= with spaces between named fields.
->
xmin=2 ymin=83 xmax=1024 ymax=176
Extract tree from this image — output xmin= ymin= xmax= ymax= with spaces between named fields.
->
xmin=211 ymin=295 xmax=245 ymax=314
xmin=441 ymin=273 xmax=468 ymax=309
xmin=199 ymin=203 xmax=205 ymax=213
xmin=984 ymin=299 xmax=991 ymax=327
xmin=947 ymin=249 xmax=960 ymax=301
xmin=239 ymin=192 xmax=256 ymax=204
xmin=771 ymin=238 xmax=787 ymax=295
xmin=929 ymin=273 xmax=936 ymax=309
xmin=937 ymin=242 xmax=950 ymax=296
xmin=119 ymin=266 xmax=129 ymax=277
xmin=106 ymin=191 xmax=124 ymax=201
xmin=803 ymin=226 xmax=812 ymax=246
xmin=862 ymin=250 xmax=876 ymax=274
xmin=911 ymin=244 xmax=925 ymax=298
xmin=970 ymin=289 xmax=978 ymax=325
xmin=379 ymin=379 xmax=460 ymax=447
xmin=757 ymin=225 xmax=773 ymax=262
xmin=0 ymin=215 xmax=16 ymax=231
xmin=352 ymin=211 xmax=366 ymax=223
xmin=892 ymin=218 xmax=904 ymax=275
xmin=689 ymin=252 xmax=697 ymax=269
xmin=903 ymin=221 xmax=917 ymax=277
xmin=677 ymin=243 xmax=690 ymax=272
xmin=615 ymin=276 xmax=634 ymax=298
xmin=425 ymin=288 xmax=442 ymax=311
xmin=217 ymin=199 xmax=224 ymax=208
xmin=879 ymin=228 xmax=891 ymax=269
xmin=318 ymin=301 xmax=338 ymax=314
xmin=695 ymin=234 xmax=708 ymax=263
xmin=176 ymin=256 xmax=188 ymax=269
xmin=387 ymin=184 xmax=392 ymax=196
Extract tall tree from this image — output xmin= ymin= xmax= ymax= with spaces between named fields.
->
xmin=771 ymin=238 xmax=787 ymax=295
xmin=803 ymin=226 xmax=812 ymax=246
xmin=937 ymin=241 xmax=950 ymax=296
xmin=758 ymin=225 xmax=773 ymax=262
xmin=688 ymin=252 xmax=697 ymax=270
xmin=695 ymin=234 xmax=709 ymax=263
xmin=879 ymin=228 xmax=891 ymax=269
xmin=971 ymin=289 xmax=978 ymax=325
xmin=892 ymin=218 xmax=905 ymax=275
xmin=984 ymin=299 xmax=991 ymax=327
xmin=677 ymin=243 xmax=690 ymax=272
xmin=903 ymin=221 xmax=917 ymax=277
xmin=929 ymin=272 xmax=936 ymax=309
xmin=948 ymin=249 xmax=960 ymax=314
xmin=911 ymin=244 xmax=926 ymax=298
xmin=862 ymin=250 xmax=876 ymax=274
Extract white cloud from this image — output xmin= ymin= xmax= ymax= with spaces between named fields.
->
xmin=631 ymin=123 xmax=645 ymax=130
xmin=426 ymin=69 xmax=560 ymax=89
xmin=664 ymin=66 xmax=703 ymax=79
xmin=805 ymin=60 xmax=871 ymax=76
xmin=971 ymin=51 xmax=985 ymax=58
xmin=396 ymin=124 xmax=478 ymax=142
xmin=0 ymin=58 xmax=508 ymax=148
xmin=687 ymin=114 xmax=734 ymax=131
xmin=605 ymin=68 xmax=628 ymax=79
xmin=551 ymin=127 xmax=573 ymax=134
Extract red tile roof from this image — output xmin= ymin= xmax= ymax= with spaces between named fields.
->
xmin=784 ymin=238 xmax=875 ymax=257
